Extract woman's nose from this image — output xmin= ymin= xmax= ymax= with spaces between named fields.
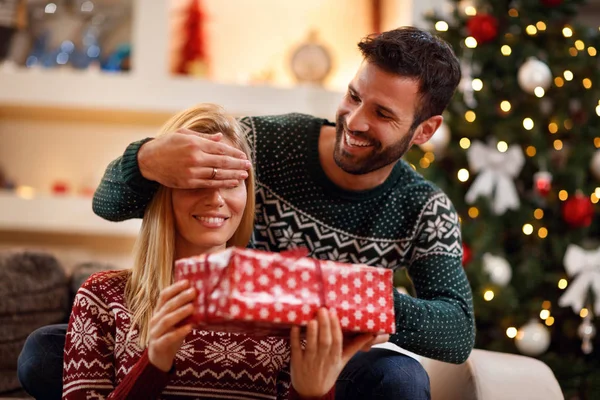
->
xmin=205 ymin=189 xmax=225 ymax=208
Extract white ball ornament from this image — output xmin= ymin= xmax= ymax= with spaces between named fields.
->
xmin=514 ymin=320 xmax=551 ymax=356
xmin=419 ymin=122 xmax=451 ymax=155
xmin=518 ymin=58 xmax=552 ymax=94
xmin=482 ymin=253 xmax=512 ymax=287
xmin=590 ymin=150 xmax=600 ymax=180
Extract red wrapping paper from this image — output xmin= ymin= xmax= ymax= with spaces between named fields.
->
xmin=174 ymin=247 xmax=396 ymax=335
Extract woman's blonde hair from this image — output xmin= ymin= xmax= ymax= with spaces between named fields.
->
xmin=125 ymin=103 xmax=255 ymax=346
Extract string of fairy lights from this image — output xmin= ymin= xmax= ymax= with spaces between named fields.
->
xmin=422 ymin=3 xmax=599 ymax=342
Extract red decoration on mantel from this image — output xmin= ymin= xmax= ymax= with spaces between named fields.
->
xmin=176 ymin=0 xmax=208 ymax=76
xmin=175 ymin=247 xmax=396 ymax=336
xmin=467 ymin=14 xmax=499 ymax=44
xmin=51 ymin=181 xmax=70 ymax=195
xmin=562 ymin=192 xmax=595 ymax=228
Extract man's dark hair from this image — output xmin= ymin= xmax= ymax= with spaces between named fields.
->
xmin=358 ymin=26 xmax=461 ymax=130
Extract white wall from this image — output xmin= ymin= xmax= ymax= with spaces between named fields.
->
xmin=170 ymin=0 xmax=374 ymax=91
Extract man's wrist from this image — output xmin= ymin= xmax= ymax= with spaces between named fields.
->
xmin=137 ymin=138 xmax=156 ymax=182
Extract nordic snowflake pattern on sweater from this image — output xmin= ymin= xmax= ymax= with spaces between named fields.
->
xmin=62 ymin=271 xmax=292 ymax=399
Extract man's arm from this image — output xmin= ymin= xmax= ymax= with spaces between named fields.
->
xmin=93 ymin=130 xmax=252 ymax=222
xmin=389 ymin=192 xmax=475 ymax=364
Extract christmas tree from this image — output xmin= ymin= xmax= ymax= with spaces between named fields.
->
xmin=403 ymin=0 xmax=600 ymax=397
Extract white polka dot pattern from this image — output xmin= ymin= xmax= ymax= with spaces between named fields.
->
xmin=175 ymin=248 xmax=396 ymax=335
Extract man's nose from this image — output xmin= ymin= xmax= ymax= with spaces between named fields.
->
xmin=345 ymin=107 xmax=369 ymax=132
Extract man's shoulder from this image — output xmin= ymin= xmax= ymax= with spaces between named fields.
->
xmin=394 ymin=161 xmax=450 ymax=205
xmin=238 ymin=113 xmax=325 ymax=132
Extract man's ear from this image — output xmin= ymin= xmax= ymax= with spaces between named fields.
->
xmin=411 ymin=115 xmax=443 ymax=145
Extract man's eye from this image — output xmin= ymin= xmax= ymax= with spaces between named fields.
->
xmin=377 ymin=111 xmax=391 ymax=119
xmin=348 ymin=93 xmax=360 ymax=102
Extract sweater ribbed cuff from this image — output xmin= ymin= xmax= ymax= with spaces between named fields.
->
xmin=115 ymin=349 xmax=173 ymax=398
xmin=121 ymin=138 xmax=160 ymax=194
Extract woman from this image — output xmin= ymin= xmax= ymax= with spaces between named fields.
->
xmin=62 ymin=104 xmax=375 ymax=400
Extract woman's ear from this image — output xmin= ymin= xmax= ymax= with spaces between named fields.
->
xmin=411 ymin=115 xmax=443 ymax=146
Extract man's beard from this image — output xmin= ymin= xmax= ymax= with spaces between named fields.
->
xmin=333 ymin=115 xmax=414 ymax=175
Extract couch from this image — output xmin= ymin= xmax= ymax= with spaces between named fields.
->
xmin=0 ymin=250 xmax=564 ymax=399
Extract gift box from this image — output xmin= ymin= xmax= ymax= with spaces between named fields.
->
xmin=174 ymin=247 xmax=396 ymax=335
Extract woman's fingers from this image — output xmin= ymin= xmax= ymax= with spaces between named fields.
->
xmin=342 ymin=334 xmax=377 ymax=363
xmin=317 ymin=309 xmax=332 ymax=357
xmin=159 ymin=286 xmax=196 ymax=317
xmin=155 ymin=280 xmax=189 ymax=312
xmin=329 ymin=310 xmax=343 ymax=358
xmin=304 ymin=319 xmax=319 ymax=360
xmin=290 ymin=326 xmax=303 ymax=365
xmin=151 ymin=303 xmax=195 ymax=340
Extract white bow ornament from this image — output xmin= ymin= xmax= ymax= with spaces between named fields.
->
xmin=465 ymin=141 xmax=524 ymax=215
xmin=559 ymin=244 xmax=600 ymax=316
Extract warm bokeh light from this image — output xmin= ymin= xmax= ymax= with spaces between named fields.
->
xmin=563 ymin=26 xmax=573 ymax=37
xmin=564 ymin=119 xmax=573 ymax=130
xmin=435 ymin=21 xmax=449 ymax=31
xmin=591 ymin=193 xmax=599 ymax=204
xmin=595 ymin=137 xmax=600 ymax=147
xmin=472 ymin=79 xmax=483 ymax=91
xmin=564 ymin=70 xmax=574 ymax=81
xmin=497 ymin=141 xmax=508 ymax=152
xmin=554 ymin=140 xmax=563 ymax=150
xmin=424 ymin=152 xmax=435 ymax=162
xmin=419 ymin=158 xmax=431 ymax=169
xmin=465 ymin=110 xmax=476 ymax=122
xmin=580 ymin=308 xmax=589 ymax=318
xmin=555 ymin=77 xmax=565 ymax=87
xmin=589 ymin=47 xmax=597 ymax=56
xmin=508 ymin=8 xmax=518 ymax=17
xmin=538 ymin=227 xmax=548 ymax=239
xmin=548 ymin=122 xmax=558 ymax=133
xmin=526 ymin=25 xmax=537 ymax=35
xmin=569 ymin=47 xmax=578 ymax=57
xmin=542 ymin=301 xmax=551 ymax=309
xmin=575 ymin=40 xmax=585 ymax=50
xmin=465 ymin=6 xmax=477 ymax=16
xmin=465 ymin=37 xmax=478 ymax=48
xmin=500 ymin=100 xmax=511 ymax=112
xmin=506 ymin=327 xmax=518 ymax=338
xmin=523 ymin=118 xmax=534 ymax=130
xmin=559 ymin=190 xmax=569 ymax=201
xmin=545 ymin=317 xmax=555 ymax=326
xmin=534 ymin=209 xmax=544 ymax=219
xmin=536 ymin=21 xmax=547 ymax=31
xmin=484 ymin=290 xmax=495 ymax=301
xmin=468 ymin=207 xmax=479 ymax=218
xmin=534 ymin=87 xmax=545 ymax=97
xmin=583 ymin=78 xmax=592 ymax=89
xmin=597 ymin=105 xmax=600 ymax=116
xmin=523 ymin=224 xmax=534 ymax=235
xmin=460 ymin=138 xmax=471 ymax=149
xmin=558 ymin=279 xmax=568 ymax=289
xmin=526 ymin=146 xmax=537 ymax=157
xmin=501 ymin=45 xmax=512 ymax=56
xmin=540 ymin=309 xmax=550 ymax=320
xmin=458 ymin=169 xmax=470 ymax=182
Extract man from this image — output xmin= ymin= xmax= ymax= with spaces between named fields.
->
xmin=19 ymin=26 xmax=474 ymax=400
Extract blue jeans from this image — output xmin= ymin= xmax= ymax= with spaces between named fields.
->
xmin=18 ymin=324 xmax=66 ymax=400
xmin=336 ymin=348 xmax=431 ymax=399
xmin=18 ymin=325 xmax=430 ymax=400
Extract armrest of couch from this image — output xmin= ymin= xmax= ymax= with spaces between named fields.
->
xmin=422 ymin=349 xmax=564 ymax=400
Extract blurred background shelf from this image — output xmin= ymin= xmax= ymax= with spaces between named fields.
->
xmin=0 ymin=190 xmax=140 ymax=237
xmin=0 ymin=67 xmax=345 ymax=121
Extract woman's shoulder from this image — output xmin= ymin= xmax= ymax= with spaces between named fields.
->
xmin=77 ymin=269 xmax=130 ymax=303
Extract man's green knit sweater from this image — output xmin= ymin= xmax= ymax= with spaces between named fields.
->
xmin=93 ymin=113 xmax=475 ymax=364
